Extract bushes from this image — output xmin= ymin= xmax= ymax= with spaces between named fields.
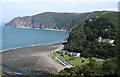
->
xmin=58 ymin=56 xmax=120 ymax=76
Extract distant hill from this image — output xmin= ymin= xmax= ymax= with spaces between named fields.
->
xmin=5 ymin=11 xmax=117 ymax=32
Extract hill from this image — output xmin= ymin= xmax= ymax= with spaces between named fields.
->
xmin=64 ymin=13 xmax=119 ymax=58
xmin=58 ymin=12 xmax=120 ymax=76
xmin=5 ymin=11 xmax=117 ymax=32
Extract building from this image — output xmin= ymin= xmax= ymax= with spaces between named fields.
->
xmin=56 ymin=50 xmax=81 ymax=57
xmin=72 ymin=53 xmax=77 ymax=56
xmin=75 ymin=53 xmax=81 ymax=57
xmin=70 ymin=52 xmax=81 ymax=57
xmin=105 ymin=29 xmax=109 ymax=31
xmin=69 ymin=52 xmax=73 ymax=56
xmin=67 ymin=52 xmax=70 ymax=55
xmin=98 ymin=37 xmax=115 ymax=44
xmin=95 ymin=59 xmax=104 ymax=62
xmin=56 ymin=50 xmax=67 ymax=55
xmin=89 ymin=19 xmax=92 ymax=21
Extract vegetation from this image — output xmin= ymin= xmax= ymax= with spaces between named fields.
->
xmin=57 ymin=53 xmax=71 ymax=61
xmin=57 ymin=12 xmax=120 ymax=76
xmin=57 ymin=53 xmax=90 ymax=66
xmin=5 ymin=11 xmax=118 ymax=32
xmin=5 ymin=11 xmax=119 ymax=76
xmin=57 ymin=55 xmax=120 ymax=76
xmin=64 ymin=16 xmax=118 ymax=59
xmin=118 ymin=13 xmax=120 ymax=55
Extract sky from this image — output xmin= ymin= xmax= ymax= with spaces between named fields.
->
xmin=1 ymin=0 xmax=119 ymax=23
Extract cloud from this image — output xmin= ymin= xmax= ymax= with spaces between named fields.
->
xmin=98 ymin=8 xmax=118 ymax=11
xmin=84 ymin=8 xmax=118 ymax=12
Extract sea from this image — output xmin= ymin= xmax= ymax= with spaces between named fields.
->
xmin=1 ymin=25 xmax=69 ymax=52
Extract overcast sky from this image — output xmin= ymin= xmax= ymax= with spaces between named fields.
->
xmin=1 ymin=0 xmax=119 ymax=22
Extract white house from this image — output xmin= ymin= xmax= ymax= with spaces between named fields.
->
xmin=75 ymin=53 xmax=81 ymax=57
xmin=98 ymin=37 xmax=115 ymax=44
xmin=70 ymin=52 xmax=73 ymax=56
xmin=56 ymin=50 xmax=67 ymax=55
xmin=95 ymin=59 xmax=104 ymax=62
xmin=89 ymin=19 xmax=92 ymax=21
xmin=70 ymin=52 xmax=81 ymax=57
xmin=67 ymin=52 xmax=70 ymax=55
xmin=56 ymin=50 xmax=81 ymax=57
xmin=72 ymin=53 xmax=77 ymax=56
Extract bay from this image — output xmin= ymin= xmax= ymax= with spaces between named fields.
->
xmin=2 ymin=27 xmax=68 ymax=51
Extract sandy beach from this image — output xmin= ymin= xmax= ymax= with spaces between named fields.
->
xmin=2 ymin=43 xmax=65 ymax=75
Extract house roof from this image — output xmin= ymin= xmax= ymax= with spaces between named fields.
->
xmin=102 ymin=39 xmax=109 ymax=40
xmin=102 ymin=38 xmax=114 ymax=41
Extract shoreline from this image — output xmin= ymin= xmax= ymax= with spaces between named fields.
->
xmin=5 ymin=26 xmax=66 ymax=32
xmin=2 ymin=43 xmax=66 ymax=75
xmin=1 ymin=41 xmax=66 ymax=53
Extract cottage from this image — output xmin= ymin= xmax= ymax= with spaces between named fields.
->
xmin=56 ymin=50 xmax=67 ymax=55
xmin=69 ymin=52 xmax=73 ymax=56
xmin=63 ymin=50 xmax=67 ymax=54
xmin=62 ymin=51 xmax=65 ymax=55
xmin=89 ymin=19 xmax=92 ymax=21
xmin=56 ymin=50 xmax=81 ymax=57
xmin=95 ymin=59 xmax=104 ymax=62
xmin=75 ymin=53 xmax=81 ymax=57
xmin=98 ymin=37 xmax=115 ymax=44
xmin=69 ymin=52 xmax=81 ymax=57
xmin=105 ymin=29 xmax=109 ymax=31
xmin=72 ymin=53 xmax=77 ymax=56
xmin=67 ymin=52 xmax=70 ymax=55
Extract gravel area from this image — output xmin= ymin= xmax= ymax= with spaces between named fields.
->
xmin=2 ymin=43 xmax=65 ymax=75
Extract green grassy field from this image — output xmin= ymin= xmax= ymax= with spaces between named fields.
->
xmin=50 ymin=52 xmax=101 ymax=66
xmin=57 ymin=53 xmax=99 ymax=66
xmin=69 ymin=57 xmax=89 ymax=66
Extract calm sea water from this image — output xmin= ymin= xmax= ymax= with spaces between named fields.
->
xmin=2 ymin=27 xmax=68 ymax=51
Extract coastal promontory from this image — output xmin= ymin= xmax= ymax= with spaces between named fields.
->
xmin=5 ymin=11 xmax=118 ymax=32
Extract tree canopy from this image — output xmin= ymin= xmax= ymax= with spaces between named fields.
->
xmin=64 ymin=17 xmax=118 ymax=59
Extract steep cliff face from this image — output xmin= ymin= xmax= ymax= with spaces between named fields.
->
xmin=5 ymin=11 xmax=117 ymax=32
xmin=5 ymin=16 xmax=34 ymax=28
